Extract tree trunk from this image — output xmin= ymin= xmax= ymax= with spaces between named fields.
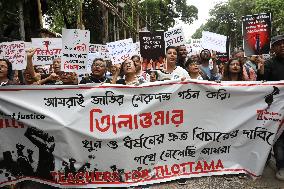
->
xmin=18 ymin=1 xmax=25 ymax=41
xmin=102 ymin=5 xmax=109 ymax=43
xmin=37 ymin=0 xmax=43 ymax=28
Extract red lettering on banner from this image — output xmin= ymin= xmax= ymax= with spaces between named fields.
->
xmin=89 ymin=108 xmax=184 ymax=134
xmin=0 ymin=119 xmax=25 ymax=129
xmin=154 ymin=159 xmax=224 ymax=178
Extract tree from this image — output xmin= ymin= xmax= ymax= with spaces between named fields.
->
xmin=254 ymin=0 xmax=284 ymax=35
xmin=192 ymin=0 xmax=284 ymax=49
xmin=192 ymin=0 xmax=256 ymax=49
xmin=0 ymin=0 xmax=44 ymax=42
xmin=138 ymin=0 xmax=198 ymax=31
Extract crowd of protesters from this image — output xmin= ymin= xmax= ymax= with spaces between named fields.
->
xmin=2 ymin=35 xmax=283 ymax=87
xmin=1 ymin=33 xmax=284 ymax=188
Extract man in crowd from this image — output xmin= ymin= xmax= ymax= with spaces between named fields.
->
xmin=176 ymin=44 xmax=188 ymax=69
xmin=199 ymin=49 xmax=220 ymax=80
xmin=258 ymin=34 xmax=284 ymax=181
xmin=80 ymin=58 xmax=111 ymax=84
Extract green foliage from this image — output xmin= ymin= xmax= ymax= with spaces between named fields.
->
xmin=138 ymin=0 xmax=198 ymax=31
xmin=192 ymin=0 xmax=284 ymax=49
xmin=44 ymin=0 xmax=81 ymax=33
xmin=254 ymin=0 xmax=284 ymax=35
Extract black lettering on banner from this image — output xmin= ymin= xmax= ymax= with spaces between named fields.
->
xmin=160 ymin=146 xmax=196 ymax=161
xmin=134 ymin=153 xmax=156 ymax=165
xmin=132 ymin=93 xmax=171 ymax=107
xmin=200 ymin=145 xmax=231 ymax=155
xmin=82 ymin=140 xmax=102 ymax=152
xmin=168 ymin=132 xmax=189 ymax=141
xmin=193 ymin=127 xmax=239 ymax=142
xmin=206 ymin=89 xmax=231 ymax=100
xmin=178 ymin=89 xmax=200 ymax=100
xmin=91 ymin=91 xmax=124 ymax=106
xmin=123 ymin=134 xmax=165 ymax=149
xmin=44 ymin=94 xmax=85 ymax=108
xmin=242 ymin=127 xmax=274 ymax=145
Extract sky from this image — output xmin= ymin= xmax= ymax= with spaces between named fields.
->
xmin=174 ymin=0 xmax=227 ymax=40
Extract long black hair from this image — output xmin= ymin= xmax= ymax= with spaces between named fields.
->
xmin=0 ymin=59 xmax=13 ymax=80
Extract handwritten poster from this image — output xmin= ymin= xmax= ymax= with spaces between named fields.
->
xmin=31 ymin=38 xmax=62 ymax=65
xmin=101 ymin=45 xmax=110 ymax=60
xmin=201 ymin=31 xmax=227 ymax=53
xmin=107 ymin=38 xmax=134 ymax=64
xmin=1 ymin=81 xmax=283 ymax=188
xmin=164 ymin=27 xmax=185 ymax=48
xmin=61 ymin=29 xmax=90 ymax=73
xmin=139 ymin=31 xmax=165 ymax=71
xmin=89 ymin=44 xmax=101 ymax=54
xmin=0 ymin=41 xmax=27 ymax=70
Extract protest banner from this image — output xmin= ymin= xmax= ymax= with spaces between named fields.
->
xmin=31 ymin=38 xmax=62 ymax=65
xmin=134 ymin=42 xmax=140 ymax=56
xmin=107 ymin=38 xmax=134 ymax=64
xmin=61 ymin=29 xmax=90 ymax=73
xmin=242 ymin=13 xmax=271 ymax=56
xmin=89 ymin=44 xmax=101 ymax=54
xmin=0 ymin=41 xmax=27 ymax=70
xmin=201 ymin=31 xmax=227 ymax=53
xmin=164 ymin=26 xmax=185 ymax=48
xmin=89 ymin=44 xmax=110 ymax=60
xmin=0 ymin=81 xmax=283 ymax=188
xmin=216 ymin=38 xmax=230 ymax=64
xmin=187 ymin=38 xmax=202 ymax=56
xmin=101 ymin=45 xmax=110 ymax=60
xmin=139 ymin=31 xmax=165 ymax=71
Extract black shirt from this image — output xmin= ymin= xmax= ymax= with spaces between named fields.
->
xmin=258 ymin=56 xmax=284 ymax=81
xmin=80 ymin=74 xmax=111 ymax=84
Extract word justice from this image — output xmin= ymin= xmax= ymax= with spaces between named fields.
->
xmin=89 ymin=108 xmax=184 ymax=134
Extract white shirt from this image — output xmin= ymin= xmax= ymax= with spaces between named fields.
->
xmin=157 ymin=66 xmax=190 ymax=81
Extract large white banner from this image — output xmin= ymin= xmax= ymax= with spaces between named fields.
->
xmin=61 ymin=29 xmax=90 ymax=73
xmin=0 ymin=81 xmax=284 ymax=188
xmin=31 ymin=38 xmax=62 ymax=65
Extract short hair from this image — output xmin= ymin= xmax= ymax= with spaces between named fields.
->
xmin=92 ymin=58 xmax=105 ymax=67
xmin=39 ymin=28 xmax=57 ymax=38
xmin=177 ymin=44 xmax=186 ymax=49
xmin=232 ymin=49 xmax=244 ymax=57
xmin=184 ymin=58 xmax=197 ymax=68
xmin=166 ymin=46 xmax=177 ymax=53
xmin=131 ymin=55 xmax=140 ymax=60
xmin=0 ymin=59 xmax=13 ymax=80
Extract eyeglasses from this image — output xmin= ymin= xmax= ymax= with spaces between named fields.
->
xmin=92 ymin=64 xmax=105 ymax=68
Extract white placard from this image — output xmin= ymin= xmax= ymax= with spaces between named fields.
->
xmin=31 ymin=38 xmax=62 ymax=65
xmin=164 ymin=26 xmax=185 ymax=47
xmin=0 ymin=41 xmax=27 ymax=70
xmin=107 ymin=38 xmax=134 ymax=64
xmin=61 ymin=29 xmax=90 ymax=73
xmin=201 ymin=31 xmax=227 ymax=53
